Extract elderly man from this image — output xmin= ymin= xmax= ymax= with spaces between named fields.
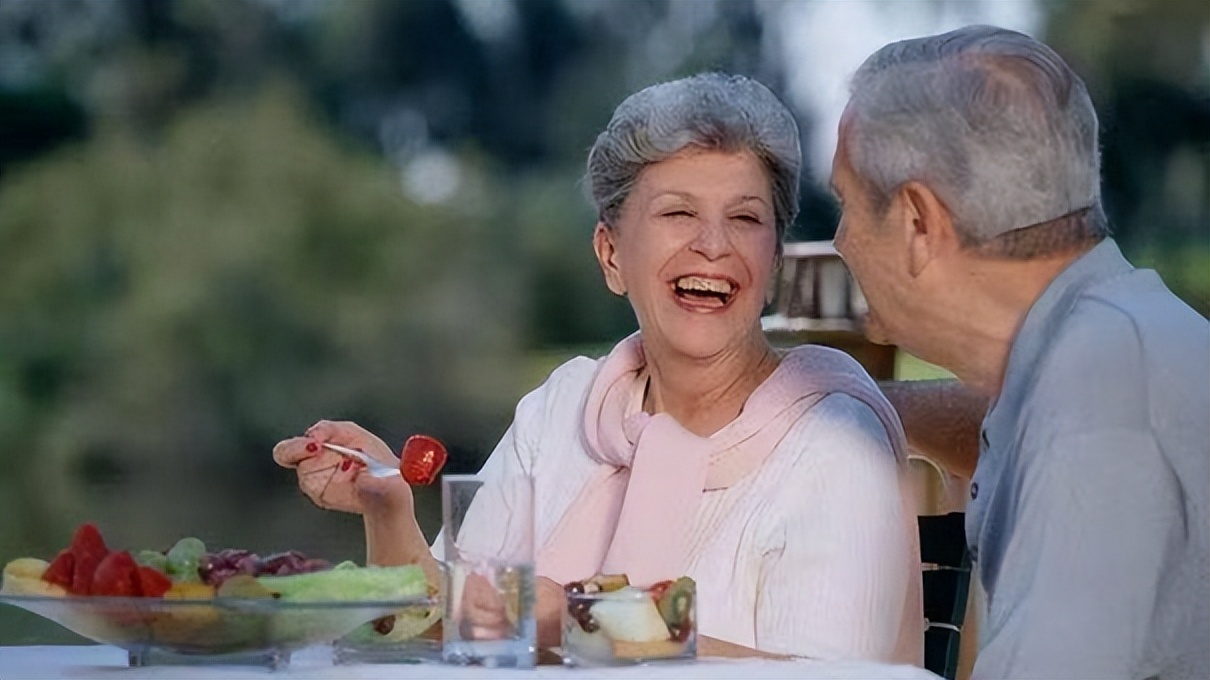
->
xmin=833 ymin=25 xmax=1209 ymax=679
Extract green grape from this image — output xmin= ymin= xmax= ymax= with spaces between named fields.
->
xmin=166 ymin=537 xmax=207 ymax=581
xmin=134 ymin=550 xmax=169 ymax=573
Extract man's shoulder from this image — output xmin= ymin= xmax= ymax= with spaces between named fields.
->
xmin=1007 ymin=284 xmax=1208 ymax=490
xmin=1027 ymin=276 xmax=1208 ymax=434
xmin=1038 ymin=293 xmax=1148 ymax=390
xmin=1072 ymin=265 xmax=1210 ymax=362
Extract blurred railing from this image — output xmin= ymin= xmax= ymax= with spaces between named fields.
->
xmin=762 ymin=240 xmax=896 ymax=380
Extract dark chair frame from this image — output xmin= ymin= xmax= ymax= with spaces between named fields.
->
xmin=918 ymin=512 xmax=972 ymax=680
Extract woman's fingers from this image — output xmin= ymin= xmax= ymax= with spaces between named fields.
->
xmin=305 ymin=420 xmax=395 ymax=463
xmin=303 ymin=452 xmax=367 ymax=514
xmin=461 ymin=572 xmax=510 ymax=637
xmin=276 ymin=420 xmax=406 ymax=515
xmin=353 ymin=469 xmax=411 ymax=515
xmin=305 ymin=419 xmax=366 ymax=445
xmin=273 ymin=436 xmax=318 ymax=468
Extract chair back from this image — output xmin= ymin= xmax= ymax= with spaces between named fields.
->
xmin=918 ymin=512 xmax=972 ymax=680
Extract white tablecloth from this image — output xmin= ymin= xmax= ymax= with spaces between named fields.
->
xmin=0 ymin=645 xmax=940 ymax=679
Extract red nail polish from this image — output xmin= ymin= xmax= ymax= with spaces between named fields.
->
xmin=305 ymin=442 xmax=318 ymax=453
xmin=340 ymin=458 xmax=352 ymax=472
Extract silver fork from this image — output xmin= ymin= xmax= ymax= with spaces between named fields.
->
xmin=321 ymin=443 xmax=401 ymax=478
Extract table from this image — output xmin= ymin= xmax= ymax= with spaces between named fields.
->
xmin=0 ymin=645 xmax=941 ymax=679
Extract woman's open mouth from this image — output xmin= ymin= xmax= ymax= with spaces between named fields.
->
xmin=670 ymin=275 xmax=738 ymax=311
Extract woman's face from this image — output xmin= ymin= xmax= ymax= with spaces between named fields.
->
xmin=593 ymin=148 xmax=779 ymax=360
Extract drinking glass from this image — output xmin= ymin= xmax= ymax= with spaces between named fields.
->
xmin=440 ymin=473 xmax=536 ymax=668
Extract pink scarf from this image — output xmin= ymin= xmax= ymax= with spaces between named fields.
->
xmin=537 ymin=333 xmax=908 ymax=587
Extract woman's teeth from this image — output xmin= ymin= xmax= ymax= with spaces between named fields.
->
xmin=673 ymin=276 xmax=734 ymax=303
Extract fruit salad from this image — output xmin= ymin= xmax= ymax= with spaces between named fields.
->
xmin=0 ymin=523 xmax=436 ymax=655
xmin=1 ymin=523 xmax=428 ymax=601
xmin=561 ymin=574 xmax=695 ymax=665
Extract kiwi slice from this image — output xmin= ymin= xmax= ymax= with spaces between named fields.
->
xmin=655 ymin=576 xmax=694 ymax=628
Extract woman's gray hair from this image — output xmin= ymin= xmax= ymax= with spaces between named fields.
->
xmin=846 ymin=25 xmax=1108 ymax=253
xmin=586 ymin=72 xmax=801 ymax=250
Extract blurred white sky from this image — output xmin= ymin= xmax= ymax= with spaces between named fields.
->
xmin=427 ymin=0 xmax=1044 ymax=203
xmin=766 ymin=0 xmax=1042 ymax=183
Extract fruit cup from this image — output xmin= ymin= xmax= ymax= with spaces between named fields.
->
xmin=561 ymin=575 xmax=695 ymax=666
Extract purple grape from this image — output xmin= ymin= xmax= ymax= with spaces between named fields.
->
xmin=297 ymin=557 xmax=332 ymax=574
xmin=256 ymin=551 xmax=305 ymax=575
xmin=199 ymin=549 xmax=260 ymax=586
xmin=232 ymin=553 xmax=259 ymax=575
xmin=198 ymin=548 xmax=333 ymax=586
xmin=256 ymin=552 xmax=332 ymax=576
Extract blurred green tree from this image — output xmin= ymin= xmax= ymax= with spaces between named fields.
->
xmin=0 ymin=0 xmax=1205 ymax=573
xmin=0 ymin=85 xmax=521 ymax=549
xmin=1043 ymin=0 xmax=1209 ymax=313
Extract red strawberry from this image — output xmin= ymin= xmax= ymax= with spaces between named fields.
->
xmin=91 ymin=551 xmax=139 ymax=597
xmin=400 ymin=435 xmax=447 ymax=485
xmin=70 ymin=523 xmax=109 ymax=560
xmin=136 ymin=566 xmax=172 ymax=598
xmin=42 ymin=549 xmax=75 ymax=590
xmin=647 ymin=579 xmax=674 ymax=602
xmin=68 ymin=524 xmax=109 ymax=595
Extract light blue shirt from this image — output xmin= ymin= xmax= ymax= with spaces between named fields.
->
xmin=967 ymin=239 xmax=1209 ymax=679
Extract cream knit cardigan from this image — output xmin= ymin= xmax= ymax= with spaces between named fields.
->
xmin=454 ymin=355 xmax=922 ymax=663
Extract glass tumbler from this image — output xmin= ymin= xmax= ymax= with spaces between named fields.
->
xmin=440 ymin=473 xmax=536 ymax=668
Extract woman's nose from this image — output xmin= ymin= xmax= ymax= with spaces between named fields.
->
xmin=689 ymin=218 xmax=731 ymax=260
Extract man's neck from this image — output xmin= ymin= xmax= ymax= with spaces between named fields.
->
xmin=642 ymin=332 xmax=779 ymax=437
xmin=927 ymin=247 xmax=1090 ymax=398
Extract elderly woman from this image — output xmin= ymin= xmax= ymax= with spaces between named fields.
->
xmin=274 ymin=73 xmax=921 ymax=663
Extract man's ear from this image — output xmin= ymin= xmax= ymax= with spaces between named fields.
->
xmin=592 ymin=222 xmax=627 ymax=296
xmin=898 ymin=181 xmax=957 ymax=278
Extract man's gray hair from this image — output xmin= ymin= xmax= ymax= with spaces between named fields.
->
xmin=586 ymin=72 xmax=801 ymax=250
xmin=847 ymin=25 xmax=1108 ymax=252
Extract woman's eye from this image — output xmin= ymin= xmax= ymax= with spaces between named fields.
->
xmin=732 ymin=214 xmax=763 ymax=225
xmin=662 ymin=210 xmax=694 ymax=219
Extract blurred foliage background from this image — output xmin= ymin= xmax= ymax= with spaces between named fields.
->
xmin=0 ymin=0 xmax=1206 ymax=643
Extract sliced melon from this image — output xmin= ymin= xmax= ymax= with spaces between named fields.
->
xmin=257 ymin=564 xmax=427 ymax=602
xmin=612 ymin=638 xmax=687 ymax=660
xmin=1 ymin=558 xmax=67 ymax=597
xmin=589 ymin=587 xmax=669 ymax=643
xmin=163 ymin=581 xmax=216 ymax=599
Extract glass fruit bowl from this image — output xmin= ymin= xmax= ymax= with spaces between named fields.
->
xmin=0 ymin=592 xmax=436 ymax=669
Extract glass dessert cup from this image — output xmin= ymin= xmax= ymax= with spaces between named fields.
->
xmin=0 ymin=592 xmax=435 ymax=670
xmin=561 ymin=577 xmax=696 ymax=667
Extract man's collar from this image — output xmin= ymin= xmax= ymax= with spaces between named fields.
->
xmin=983 ymin=239 xmax=1134 ymax=439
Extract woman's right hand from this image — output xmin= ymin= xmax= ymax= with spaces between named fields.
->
xmin=272 ymin=420 xmax=413 ymax=517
